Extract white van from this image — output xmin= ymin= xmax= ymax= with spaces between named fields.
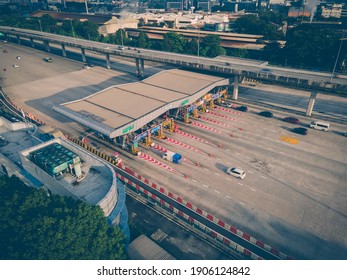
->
xmin=310 ymin=120 xmax=330 ymax=131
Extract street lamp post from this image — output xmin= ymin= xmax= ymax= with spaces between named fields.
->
xmin=330 ymin=32 xmax=345 ymax=83
xmin=197 ymin=29 xmax=200 ymax=63
xmin=38 ymin=19 xmax=43 ymax=35
xmin=70 ymin=19 xmax=76 ymax=44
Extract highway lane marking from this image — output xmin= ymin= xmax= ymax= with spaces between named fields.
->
xmin=236 ymin=152 xmax=240 ymax=155
xmin=238 ymin=183 xmax=243 ymax=186
xmin=144 ymin=219 xmax=149 ymax=224
xmin=250 ymin=187 xmax=256 ymax=192
xmin=226 ymin=178 xmax=232 ymax=181
xmin=203 ymin=184 xmax=209 ymax=188
xmin=226 ymin=149 xmax=230 ymax=152
xmin=204 ymin=168 xmax=210 ymax=171
xmin=215 ymin=173 xmax=221 ymax=176
xmin=216 ymin=157 xmax=221 ymax=160
xmin=265 ymin=136 xmax=272 ymax=140
xmin=192 ymin=179 xmax=197 ymax=183
xmin=214 ymin=190 xmax=220 ymax=193
xmin=248 ymin=170 xmax=254 ymax=173
xmin=260 ymin=175 xmax=267 ymax=179
xmin=280 ymin=151 xmax=285 ymax=154
xmin=226 ymin=196 xmax=231 ymax=199
xmin=239 ymin=202 xmax=245 ymax=205
xmin=269 ymin=164 xmax=274 ymax=167
xmin=226 ymin=161 xmax=231 ymax=165
xmin=246 ymin=156 xmax=251 ymax=159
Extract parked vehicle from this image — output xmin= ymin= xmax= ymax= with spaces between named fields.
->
xmin=259 ymin=111 xmax=273 ymax=118
xmin=309 ymin=120 xmax=330 ymax=131
xmin=292 ymin=127 xmax=308 ymax=135
xmin=163 ymin=151 xmax=182 ymax=164
xmin=237 ymin=106 xmax=248 ymax=112
xmin=283 ymin=117 xmax=300 ymax=124
xmin=226 ymin=167 xmax=246 ymax=179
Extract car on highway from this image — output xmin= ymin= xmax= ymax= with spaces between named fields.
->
xmin=43 ymin=57 xmax=52 ymax=63
xmin=283 ymin=116 xmax=300 ymax=124
xmin=16 ymin=56 xmax=21 ymax=60
xmin=118 ymin=46 xmax=125 ymax=50
xmin=292 ymin=127 xmax=308 ymax=135
xmin=102 ymin=45 xmax=109 ymax=49
xmin=83 ymin=63 xmax=91 ymax=69
xmin=226 ymin=167 xmax=246 ymax=179
xmin=236 ymin=106 xmax=248 ymax=112
xmin=3 ymin=49 xmax=7 ymax=53
xmin=309 ymin=120 xmax=330 ymax=131
xmin=12 ymin=64 xmax=19 ymax=68
xmin=261 ymin=68 xmax=271 ymax=72
xmin=259 ymin=111 xmax=273 ymax=118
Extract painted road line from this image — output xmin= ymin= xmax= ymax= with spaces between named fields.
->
xmin=204 ymin=168 xmax=210 ymax=171
xmin=280 ymin=151 xmax=285 ymax=154
xmin=250 ymin=187 xmax=256 ymax=192
xmin=265 ymin=136 xmax=272 ymax=140
xmin=192 ymin=179 xmax=197 ymax=183
xmin=214 ymin=190 xmax=220 ymax=193
xmin=238 ymin=182 xmax=243 ymax=186
xmin=236 ymin=152 xmax=240 ymax=155
xmin=246 ymin=156 xmax=252 ymax=159
xmin=216 ymin=157 xmax=221 ymax=160
xmin=226 ymin=149 xmax=230 ymax=152
xmin=226 ymin=161 xmax=231 ymax=165
xmin=226 ymin=196 xmax=231 ymax=199
xmin=226 ymin=177 xmax=232 ymax=181
xmin=269 ymin=164 xmax=274 ymax=167
xmin=144 ymin=219 xmax=149 ymax=224
xmin=203 ymin=184 xmax=209 ymax=188
xmin=215 ymin=173 xmax=221 ymax=176
xmin=260 ymin=175 xmax=267 ymax=179
xmin=248 ymin=170 xmax=254 ymax=174
xmin=239 ymin=202 xmax=245 ymax=205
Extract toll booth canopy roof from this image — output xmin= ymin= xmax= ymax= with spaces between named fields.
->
xmin=54 ymin=69 xmax=229 ymax=138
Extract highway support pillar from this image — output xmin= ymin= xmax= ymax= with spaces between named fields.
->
xmin=30 ymin=38 xmax=35 ymax=48
xmin=81 ymin=48 xmax=86 ymax=63
xmin=136 ymin=58 xmax=144 ymax=78
xmin=306 ymin=91 xmax=317 ymax=116
xmin=232 ymin=75 xmax=239 ymax=100
xmin=43 ymin=40 xmax=50 ymax=52
xmin=61 ymin=44 xmax=66 ymax=57
xmin=16 ymin=35 xmax=21 ymax=44
xmin=105 ymin=53 xmax=110 ymax=69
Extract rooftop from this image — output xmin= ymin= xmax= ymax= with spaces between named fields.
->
xmin=54 ymin=69 xmax=229 ymax=138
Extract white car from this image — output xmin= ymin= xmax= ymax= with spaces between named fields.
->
xmin=226 ymin=167 xmax=246 ymax=179
xmin=16 ymin=56 xmax=21 ymax=60
xmin=12 ymin=64 xmax=19 ymax=68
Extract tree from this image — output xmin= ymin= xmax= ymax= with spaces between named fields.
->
xmin=231 ymin=48 xmax=249 ymax=58
xmin=281 ymin=27 xmax=346 ymax=71
xmin=162 ymin=32 xmax=187 ymax=53
xmin=185 ymin=38 xmax=199 ymax=55
xmin=0 ymin=175 xmax=127 ymax=260
xmin=234 ymin=14 xmax=283 ymax=40
xmin=200 ymin=35 xmax=226 ymax=58
xmin=137 ymin=31 xmax=151 ymax=48
xmin=75 ymin=21 xmax=99 ymax=41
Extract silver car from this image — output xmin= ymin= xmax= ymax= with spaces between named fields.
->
xmin=226 ymin=167 xmax=246 ymax=179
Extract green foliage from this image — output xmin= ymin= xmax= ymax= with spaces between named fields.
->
xmin=231 ymin=48 xmax=249 ymax=58
xmin=137 ymin=32 xmax=151 ymax=48
xmin=200 ymin=35 xmax=226 ymax=58
xmin=185 ymin=38 xmax=199 ymax=55
xmin=115 ymin=29 xmax=129 ymax=45
xmin=281 ymin=27 xmax=346 ymax=71
xmin=0 ymin=175 xmax=127 ymax=260
xmin=75 ymin=21 xmax=99 ymax=41
xmin=162 ymin=32 xmax=187 ymax=53
xmin=234 ymin=14 xmax=284 ymax=40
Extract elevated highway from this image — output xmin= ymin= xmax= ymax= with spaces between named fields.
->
xmin=1 ymin=26 xmax=346 ymax=95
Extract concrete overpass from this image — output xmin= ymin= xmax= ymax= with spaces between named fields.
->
xmin=1 ymin=26 xmax=346 ymax=117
